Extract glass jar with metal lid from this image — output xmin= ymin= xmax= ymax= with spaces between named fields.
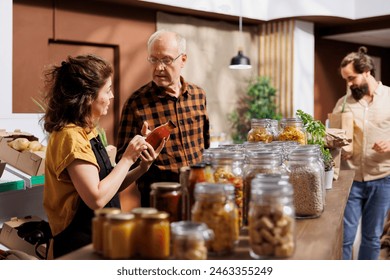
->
xmin=130 ymin=207 xmax=158 ymax=257
xmin=104 ymin=212 xmax=136 ymax=259
xmin=243 ymin=150 xmax=285 ymax=226
xmin=278 ymin=118 xmax=307 ymax=145
xmin=247 ymin=119 xmax=274 ymax=143
xmin=92 ymin=207 xmax=121 ymax=254
xmin=286 ymin=150 xmax=324 ymax=218
xmin=170 ymin=221 xmax=214 ymax=260
xmin=210 ymin=150 xmax=245 ymax=227
xmin=139 ymin=211 xmax=170 ymax=259
xmin=150 ymin=182 xmax=182 ymax=222
xmin=191 ymin=182 xmax=238 ymax=256
xmin=249 ymin=174 xmax=295 ymax=259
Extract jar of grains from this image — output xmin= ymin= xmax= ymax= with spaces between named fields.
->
xmin=170 ymin=221 xmax=214 ymax=260
xmin=150 ymin=182 xmax=182 ymax=222
xmin=278 ymin=118 xmax=307 ymax=145
xmin=92 ymin=207 xmax=121 ymax=255
xmin=210 ymin=150 xmax=245 ymax=227
xmin=249 ymin=174 xmax=295 ymax=259
xmin=243 ymin=150 xmax=284 ymax=226
xmin=247 ymin=119 xmax=274 ymax=143
xmin=286 ymin=151 xmax=324 ymax=218
xmin=191 ymin=183 xmax=238 ymax=256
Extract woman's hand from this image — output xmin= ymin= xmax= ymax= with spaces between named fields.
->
xmin=122 ymin=135 xmax=148 ymax=163
xmin=139 ymin=137 xmax=167 ymax=172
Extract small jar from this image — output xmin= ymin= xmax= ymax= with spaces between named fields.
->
xmin=247 ymin=119 xmax=274 ymax=143
xmin=243 ymin=150 xmax=284 ymax=226
xmin=150 ymin=182 xmax=182 ymax=222
xmin=104 ymin=213 xmax=136 ymax=259
xmin=171 ymin=221 xmax=214 ymax=260
xmin=211 ymin=150 xmax=245 ymax=227
xmin=249 ymin=175 xmax=295 ymax=259
xmin=191 ymin=183 xmax=237 ymax=256
xmin=138 ymin=211 xmax=170 ymax=259
xmin=188 ymin=163 xmax=206 ymax=216
xmin=278 ymin=118 xmax=307 ymax=145
xmin=287 ymin=151 xmax=324 ymax=218
xmin=130 ymin=207 xmax=158 ymax=257
xmin=92 ymin=207 xmax=121 ymax=254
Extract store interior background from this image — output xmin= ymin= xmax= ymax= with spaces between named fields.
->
xmin=1 ymin=0 xmax=390 ymax=259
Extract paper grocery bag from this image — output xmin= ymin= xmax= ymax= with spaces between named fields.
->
xmin=328 ymin=111 xmax=354 ymax=155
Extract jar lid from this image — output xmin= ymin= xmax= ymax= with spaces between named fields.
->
xmin=190 ymin=163 xmax=206 ymax=169
xmin=130 ymin=207 xmax=158 ymax=217
xmin=151 ymin=182 xmax=181 ymax=191
xmin=171 ymin=221 xmax=214 ymax=240
xmin=106 ymin=212 xmax=135 ymax=221
xmin=141 ymin=211 xmax=170 ymax=220
xmin=94 ymin=207 xmax=121 ymax=217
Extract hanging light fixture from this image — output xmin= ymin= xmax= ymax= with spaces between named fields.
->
xmin=229 ymin=1 xmax=252 ymax=70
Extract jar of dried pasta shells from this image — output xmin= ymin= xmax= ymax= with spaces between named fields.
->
xmin=278 ymin=118 xmax=307 ymax=145
xmin=171 ymin=221 xmax=214 ymax=260
xmin=191 ymin=183 xmax=238 ymax=256
xmin=247 ymin=119 xmax=274 ymax=143
xmin=249 ymin=174 xmax=295 ymax=259
xmin=210 ymin=150 xmax=245 ymax=227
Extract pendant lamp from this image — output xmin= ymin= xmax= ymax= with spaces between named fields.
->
xmin=229 ymin=4 xmax=252 ymax=70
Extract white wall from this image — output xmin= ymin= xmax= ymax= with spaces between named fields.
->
xmin=0 ymin=0 xmax=46 ymax=143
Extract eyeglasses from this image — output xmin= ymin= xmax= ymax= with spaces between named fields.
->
xmin=147 ymin=53 xmax=183 ymax=66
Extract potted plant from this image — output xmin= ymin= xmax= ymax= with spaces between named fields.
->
xmin=228 ymin=76 xmax=282 ymax=143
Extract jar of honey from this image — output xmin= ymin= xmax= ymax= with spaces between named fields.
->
xmin=130 ymin=207 xmax=158 ymax=257
xmin=150 ymin=182 xmax=182 ymax=222
xmin=138 ymin=211 xmax=170 ymax=259
xmin=92 ymin=207 xmax=121 ymax=254
xmin=104 ymin=212 xmax=136 ymax=259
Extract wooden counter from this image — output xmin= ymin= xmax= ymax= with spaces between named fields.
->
xmin=59 ymin=169 xmax=354 ymax=260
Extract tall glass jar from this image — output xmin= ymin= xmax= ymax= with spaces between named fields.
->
xmin=188 ymin=163 xmax=206 ymax=218
xmin=171 ymin=221 xmax=214 ymax=260
xmin=192 ymin=183 xmax=237 ymax=256
xmin=243 ymin=151 xmax=284 ymax=226
xmin=179 ymin=166 xmax=191 ymax=221
xmin=210 ymin=150 xmax=245 ymax=227
xmin=247 ymin=119 xmax=274 ymax=143
xmin=278 ymin=118 xmax=307 ymax=145
xmin=150 ymin=182 xmax=182 ymax=222
xmin=249 ymin=175 xmax=295 ymax=259
xmin=287 ymin=151 xmax=324 ymax=218
xmin=92 ymin=207 xmax=121 ymax=255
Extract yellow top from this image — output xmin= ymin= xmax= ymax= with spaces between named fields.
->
xmin=43 ymin=124 xmax=99 ymax=236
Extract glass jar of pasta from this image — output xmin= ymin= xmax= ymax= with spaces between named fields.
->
xmin=192 ymin=183 xmax=238 ymax=256
xmin=249 ymin=174 xmax=295 ymax=259
xmin=247 ymin=119 xmax=274 ymax=143
xmin=278 ymin=118 xmax=307 ymax=145
xmin=92 ymin=207 xmax=121 ymax=255
xmin=243 ymin=150 xmax=284 ymax=226
xmin=170 ymin=221 xmax=214 ymax=260
xmin=210 ymin=150 xmax=245 ymax=227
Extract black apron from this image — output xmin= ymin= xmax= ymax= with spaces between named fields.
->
xmin=52 ymin=136 xmax=120 ymax=258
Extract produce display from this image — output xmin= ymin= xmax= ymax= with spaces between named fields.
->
xmin=7 ymin=138 xmax=46 ymax=152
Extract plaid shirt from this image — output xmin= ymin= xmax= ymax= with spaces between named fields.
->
xmin=116 ymin=76 xmax=210 ymax=173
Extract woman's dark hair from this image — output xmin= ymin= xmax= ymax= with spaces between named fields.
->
xmin=340 ymin=46 xmax=376 ymax=77
xmin=42 ymin=54 xmax=113 ymax=133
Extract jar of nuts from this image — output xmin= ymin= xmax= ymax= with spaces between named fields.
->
xmin=192 ymin=183 xmax=238 ymax=256
xmin=278 ymin=118 xmax=307 ymax=145
xmin=171 ymin=221 xmax=214 ymax=260
xmin=249 ymin=174 xmax=295 ymax=259
xmin=247 ymin=119 xmax=274 ymax=143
